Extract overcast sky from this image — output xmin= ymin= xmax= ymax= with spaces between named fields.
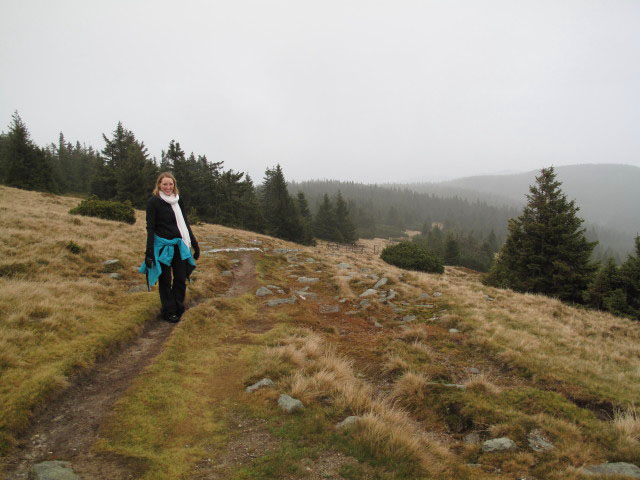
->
xmin=1 ymin=1 xmax=639 ymax=183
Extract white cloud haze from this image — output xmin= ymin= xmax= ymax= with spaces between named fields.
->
xmin=1 ymin=0 xmax=639 ymax=183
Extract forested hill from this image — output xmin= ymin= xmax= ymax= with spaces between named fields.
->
xmin=405 ymin=164 xmax=640 ymax=238
xmin=289 ymin=179 xmax=519 ymax=241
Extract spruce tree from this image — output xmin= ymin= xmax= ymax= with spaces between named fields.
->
xmin=3 ymin=112 xmax=56 ymax=192
xmin=260 ymin=165 xmax=304 ymax=243
xmin=313 ymin=194 xmax=341 ymax=242
xmin=485 ymin=167 xmax=597 ymax=302
xmin=296 ymin=192 xmax=315 ymax=245
xmin=335 ymin=191 xmax=357 ymax=243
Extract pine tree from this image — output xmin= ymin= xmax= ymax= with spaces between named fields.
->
xmin=296 ymin=192 xmax=315 ymax=245
xmin=313 ymin=194 xmax=341 ymax=242
xmin=618 ymin=236 xmax=640 ymax=318
xmin=335 ymin=191 xmax=357 ymax=243
xmin=485 ymin=167 xmax=597 ymax=302
xmin=3 ymin=112 xmax=56 ymax=192
xmin=260 ymin=165 xmax=304 ymax=243
xmin=444 ymin=233 xmax=460 ymax=265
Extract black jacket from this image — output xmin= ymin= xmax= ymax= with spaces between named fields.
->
xmin=145 ymin=195 xmax=198 ymax=257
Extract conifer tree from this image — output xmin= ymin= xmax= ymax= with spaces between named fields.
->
xmin=313 ymin=194 xmax=341 ymax=242
xmin=3 ymin=112 xmax=56 ymax=192
xmin=618 ymin=236 xmax=640 ymax=318
xmin=444 ymin=233 xmax=460 ymax=265
xmin=485 ymin=167 xmax=597 ymax=302
xmin=260 ymin=165 xmax=304 ymax=243
xmin=335 ymin=191 xmax=357 ymax=243
xmin=296 ymin=192 xmax=315 ymax=245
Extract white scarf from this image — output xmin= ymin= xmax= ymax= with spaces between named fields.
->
xmin=159 ymin=192 xmax=191 ymax=249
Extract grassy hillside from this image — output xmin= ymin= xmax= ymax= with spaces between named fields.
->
xmin=1 ymin=186 xmax=639 ymax=479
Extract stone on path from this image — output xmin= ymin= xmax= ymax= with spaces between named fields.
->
xmin=373 ymin=277 xmax=388 ymax=289
xmin=359 ymin=289 xmax=377 ymax=298
xmin=336 ymin=416 xmax=359 ymax=429
xmin=246 ymin=378 xmax=274 ymax=393
xmin=582 ymin=462 xmax=640 ymax=478
xmin=256 ymin=286 xmax=273 ymax=297
xmin=31 ymin=461 xmax=81 ymax=480
xmin=267 ymin=296 xmax=297 ymax=307
xmin=221 ymin=270 xmax=233 ymax=277
xmin=278 ymin=394 xmax=304 ymax=413
xmin=127 ymin=284 xmax=147 ymax=293
xmin=297 ymin=277 xmax=320 ymax=283
xmin=482 ymin=437 xmax=517 ymax=453
xmin=528 ymin=429 xmax=555 ymax=452
xmin=320 ymin=305 xmax=340 ymax=314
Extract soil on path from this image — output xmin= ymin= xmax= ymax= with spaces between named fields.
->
xmin=1 ymin=252 xmax=257 ymax=480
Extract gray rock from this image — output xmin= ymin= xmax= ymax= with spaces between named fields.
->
xmin=336 ymin=416 xmax=359 ymax=429
xmin=427 ymin=382 xmax=466 ymax=390
xmin=320 ymin=305 xmax=340 ymax=314
xmin=107 ymin=272 xmax=122 ymax=279
xmin=273 ymin=248 xmax=298 ymax=254
xmin=338 ymin=298 xmax=348 ymax=303
xmin=266 ymin=284 xmax=280 ymax=289
xmin=277 ymin=289 xmax=286 ymax=294
xmin=246 ymin=378 xmax=275 ymax=393
xmin=256 ymin=286 xmax=274 ymax=297
xmin=464 ymin=432 xmax=481 ymax=444
xmin=484 ymin=294 xmax=495 ymax=301
xmin=468 ymin=367 xmax=480 ymax=374
xmin=278 ymin=394 xmax=304 ymax=413
xmin=415 ymin=304 xmax=434 ymax=308
xmin=359 ymin=289 xmax=377 ymax=297
xmin=432 ymin=292 xmax=443 ymax=297
xmin=231 ymin=259 xmax=240 ymax=264
xmin=267 ymin=296 xmax=297 ymax=307
xmin=482 ymin=437 xmax=517 ymax=453
xmin=297 ymin=277 xmax=320 ymax=283
xmin=306 ymin=257 xmax=316 ymax=263
xmin=373 ymin=277 xmax=388 ymax=289
xmin=296 ymin=291 xmax=318 ymax=300
xmin=368 ymin=274 xmax=379 ymax=281
xmin=127 ymin=284 xmax=148 ymax=293
xmin=402 ymin=315 xmax=417 ymax=323
xmin=449 ymin=328 xmax=459 ymax=334
xmin=337 ymin=263 xmax=352 ymax=269
xmin=383 ymin=290 xmax=397 ymax=302
xmin=345 ymin=310 xmax=358 ymax=315
xmin=582 ymin=463 xmax=640 ymax=478
xmin=418 ymin=293 xmax=430 ymax=299
xmin=221 ymin=270 xmax=233 ymax=277
xmin=30 ymin=461 xmax=81 ymax=480
xmin=528 ymin=429 xmax=555 ymax=452
xmin=374 ymin=321 xmax=383 ymax=328
xmin=359 ymin=299 xmax=371 ymax=307
xmin=103 ymin=259 xmax=120 ymax=266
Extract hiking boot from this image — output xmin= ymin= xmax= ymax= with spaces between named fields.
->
xmin=166 ymin=314 xmax=180 ymax=323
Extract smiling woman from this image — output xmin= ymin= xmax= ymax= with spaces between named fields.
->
xmin=139 ymin=172 xmax=200 ymax=323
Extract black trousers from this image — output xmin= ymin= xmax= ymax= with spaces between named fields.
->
xmin=158 ymin=245 xmax=187 ymax=319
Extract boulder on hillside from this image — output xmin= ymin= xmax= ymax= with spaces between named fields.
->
xmin=31 ymin=461 xmax=81 ymax=480
xmin=482 ymin=437 xmax=516 ymax=453
xmin=582 ymin=462 xmax=640 ymax=478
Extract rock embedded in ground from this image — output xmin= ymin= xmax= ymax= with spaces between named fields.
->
xmin=374 ymin=321 xmax=383 ymax=328
xmin=449 ymin=328 xmax=459 ymax=334
xmin=246 ymin=378 xmax=275 ymax=393
xmin=373 ymin=277 xmax=388 ymax=289
xmin=418 ymin=293 xmax=430 ymax=299
xmin=231 ymin=259 xmax=240 ymax=264
xmin=415 ymin=303 xmax=434 ymax=308
xmin=297 ymin=277 xmax=320 ymax=283
xmin=296 ymin=291 xmax=318 ymax=300
xmin=464 ymin=432 xmax=481 ymax=444
xmin=127 ymin=284 xmax=147 ymax=293
xmin=273 ymin=248 xmax=298 ymax=254
xmin=359 ymin=299 xmax=370 ymax=307
xmin=337 ymin=263 xmax=352 ymax=269
xmin=256 ymin=286 xmax=273 ymax=297
xmin=482 ymin=437 xmax=517 ymax=453
xmin=221 ymin=270 xmax=233 ymax=277
xmin=336 ymin=416 xmax=359 ymax=429
xmin=107 ymin=272 xmax=122 ymax=279
xmin=359 ymin=288 xmax=377 ymax=297
xmin=402 ymin=315 xmax=417 ymax=322
xmin=528 ymin=429 xmax=555 ymax=452
xmin=267 ymin=296 xmax=297 ymax=307
xmin=582 ymin=462 xmax=640 ymax=477
xmin=30 ymin=461 xmax=81 ymax=480
xmin=278 ymin=394 xmax=304 ymax=413
xmin=320 ymin=305 xmax=340 ymax=314
xmin=468 ymin=367 xmax=480 ymax=374
xmin=432 ymin=292 xmax=443 ymax=297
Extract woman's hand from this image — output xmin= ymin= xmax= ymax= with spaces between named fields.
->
xmin=193 ymin=244 xmax=200 ymax=260
xmin=145 ymin=256 xmax=154 ymax=268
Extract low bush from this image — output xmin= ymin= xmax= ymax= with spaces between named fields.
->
xmin=381 ymin=242 xmax=444 ymax=274
xmin=69 ymin=196 xmax=136 ymax=224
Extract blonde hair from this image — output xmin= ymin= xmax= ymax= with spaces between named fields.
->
xmin=153 ymin=172 xmax=180 ymax=196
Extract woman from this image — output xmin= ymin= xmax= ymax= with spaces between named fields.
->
xmin=140 ymin=172 xmax=200 ymax=323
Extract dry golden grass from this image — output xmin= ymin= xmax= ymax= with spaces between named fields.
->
xmin=272 ymin=332 xmax=455 ymax=477
xmin=614 ymin=405 xmax=640 ymax=443
xmin=462 ymin=371 xmax=503 ymax=395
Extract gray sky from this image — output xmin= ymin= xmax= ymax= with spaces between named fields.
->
xmin=1 ymin=0 xmax=639 ymax=183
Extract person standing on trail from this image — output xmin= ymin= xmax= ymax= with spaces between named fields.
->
xmin=139 ymin=172 xmax=200 ymax=323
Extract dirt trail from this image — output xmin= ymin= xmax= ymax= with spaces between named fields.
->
xmin=2 ymin=253 xmax=257 ymax=480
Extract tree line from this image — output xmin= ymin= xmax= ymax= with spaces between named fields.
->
xmin=0 ymin=112 xmax=355 ymax=246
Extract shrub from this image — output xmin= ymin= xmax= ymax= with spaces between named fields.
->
xmin=65 ymin=241 xmax=84 ymax=254
xmin=381 ymin=242 xmax=444 ymax=274
xmin=69 ymin=196 xmax=135 ymax=224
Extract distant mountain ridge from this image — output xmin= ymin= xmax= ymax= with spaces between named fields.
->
xmin=407 ymin=164 xmax=640 ymax=238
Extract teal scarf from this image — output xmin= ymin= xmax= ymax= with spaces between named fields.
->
xmin=139 ymin=235 xmax=196 ymax=287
